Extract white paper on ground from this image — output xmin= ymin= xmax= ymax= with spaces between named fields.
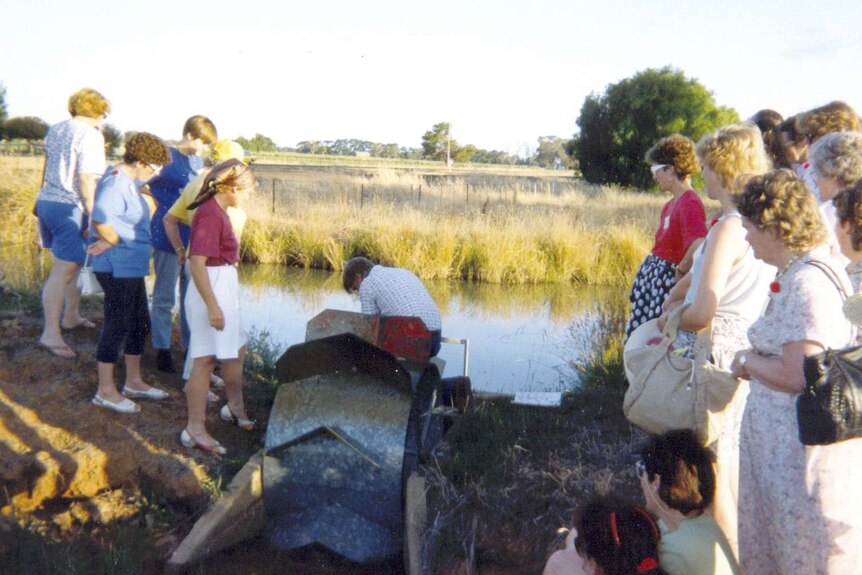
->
xmin=512 ymin=391 xmax=562 ymax=407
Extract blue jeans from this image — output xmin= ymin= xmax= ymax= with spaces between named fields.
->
xmin=151 ymin=249 xmax=190 ymax=349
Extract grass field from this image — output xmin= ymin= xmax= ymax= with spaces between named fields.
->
xmin=1 ymin=155 xmax=670 ymax=289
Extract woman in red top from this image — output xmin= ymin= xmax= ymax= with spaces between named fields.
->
xmin=181 ymin=159 xmax=257 ymax=454
xmin=625 ymin=135 xmax=707 ymax=339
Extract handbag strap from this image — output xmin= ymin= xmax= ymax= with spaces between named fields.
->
xmin=805 ymin=259 xmax=850 ymax=301
xmin=661 ymin=304 xmax=688 ymax=338
xmin=804 ymin=259 xmax=856 ymax=343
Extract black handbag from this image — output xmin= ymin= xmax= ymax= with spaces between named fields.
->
xmin=797 ymin=260 xmax=861 ymax=445
xmin=799 ymin=346 xmax=862 ymax=445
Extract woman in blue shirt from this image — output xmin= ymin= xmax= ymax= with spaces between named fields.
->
xmin=87 ymin=132 xmax=172 ymax=413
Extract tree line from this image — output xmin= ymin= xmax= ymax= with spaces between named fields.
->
xmin=1 ymin=67 xmax=737 ymax=186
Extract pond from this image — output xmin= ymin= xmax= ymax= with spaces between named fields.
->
xmin=238 ymin=265 xmax=627 ymax=394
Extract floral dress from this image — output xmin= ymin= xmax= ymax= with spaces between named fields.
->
xmin=738 ymin=249 xmax=862 ymax=575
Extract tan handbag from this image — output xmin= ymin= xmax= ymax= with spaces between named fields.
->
xmin=623 ymin=305 xmax=739 ymax=445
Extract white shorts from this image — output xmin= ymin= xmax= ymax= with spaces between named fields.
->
xmin=185 ymin=266 xmax=247 ymax=360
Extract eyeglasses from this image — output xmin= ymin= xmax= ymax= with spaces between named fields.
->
xmin=635 ymin=459 xmax=647 ymax=477
xmin=650 ymin=164 xmax=670 ymax=176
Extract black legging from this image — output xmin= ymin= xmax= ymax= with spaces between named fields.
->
xmin=95 ymin=272 xmax=151 ymax=363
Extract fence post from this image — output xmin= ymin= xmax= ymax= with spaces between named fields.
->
xmin=271 ymin=179 xmax=276 ymax=214
xmin=360 ymin=183 xmax=365 ymax=209
xmin=418 ymin=184 xmax=422 ymax=206
xmin=465 ymin=183 xmax=470 ymax=205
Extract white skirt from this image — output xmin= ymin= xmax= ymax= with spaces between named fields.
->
xmin=185 ymin=266 xmax=246 ymax=360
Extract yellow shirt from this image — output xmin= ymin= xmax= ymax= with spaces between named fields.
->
xmin=168 ymin=170 xmax=248 ymax=239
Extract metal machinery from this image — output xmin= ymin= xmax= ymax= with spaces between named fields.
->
xmin=263 ymin=309 xmax=470 ymax=564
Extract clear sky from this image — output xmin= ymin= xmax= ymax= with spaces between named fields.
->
xmin=2 ymin=0 xmax=860 ymax=156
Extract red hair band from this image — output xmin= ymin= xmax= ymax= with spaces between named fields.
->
xmin=636 ymin=557 xmax=658 ymax=573
xmin=609 ymin=512 xmax=620 ymax=546
xmin=634 ymin=506 xmax=659 ymax=541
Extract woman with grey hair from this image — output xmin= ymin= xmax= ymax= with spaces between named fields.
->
xmin=809 ymin=131 xmax=862 ymax=257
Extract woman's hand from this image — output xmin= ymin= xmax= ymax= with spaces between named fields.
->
xmin=87 ymin=237 xmax=114 ymax=256
xmin=208 ymin=304 xmax=225 ymax=331
xmin=657 ymin=313 xmax=668 ymax=332
xmin=730 ymin=349 xmax=751 ymax=380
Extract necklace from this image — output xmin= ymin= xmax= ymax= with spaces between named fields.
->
xmin=770 ymin=253 xmax=803 ymax=294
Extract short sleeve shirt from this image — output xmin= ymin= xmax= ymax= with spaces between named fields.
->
xmin=37 ymin=118 xmax=106 ymax=207
xmin=149 ymin=147 xmax=203 ymax=252
xmin=188 ymin=198 xmax=238 ymax=266
xmin=651 ymin=190 xmax=707 ymax=264
xmin=359 ymin=266 xmax=442 ymax=331
xmin=91 ymin=167 xmax=152 ymax=278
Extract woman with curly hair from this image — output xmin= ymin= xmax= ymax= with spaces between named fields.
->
xmin=625 ymin=134 xmax=707 ymax=339
xmin=34 ymin=88 xmax=111 ymax=359
xmin=87 ymin=132 xmax=172 ymax=413
xmin=658 ymin=123 xmax=773 ymax=557
xmin=181 ymin=159 xmax=257 ymax=454
xmin=809 ymin=131 xmax=862 ymax=256
xmin=544 ymin=495 xmax=670 ymax=575
xmin=730 ymin=169 xmax=862 ymax=574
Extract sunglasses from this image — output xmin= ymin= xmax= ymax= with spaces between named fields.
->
xmin=650 ymin=164 xmax=670 ymax=176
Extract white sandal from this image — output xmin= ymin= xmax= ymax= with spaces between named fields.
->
xmin=92 ymin=394 xmax=140 ymax=414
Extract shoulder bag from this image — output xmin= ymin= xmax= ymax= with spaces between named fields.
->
xmin=623 ymin=304 xmax=739 ymax=445
xmin=797 ymin=260 xmax=862 ymax=445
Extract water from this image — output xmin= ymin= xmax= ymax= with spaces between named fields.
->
xmin=238 ymin=265 xmax=626 ymax=394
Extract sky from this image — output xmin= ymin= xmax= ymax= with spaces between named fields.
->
xmin=2 ymin=0 xmax=861 ymax=156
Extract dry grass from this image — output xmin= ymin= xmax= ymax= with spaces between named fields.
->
xmin=2 ymin=155 xmax=674 ymax=287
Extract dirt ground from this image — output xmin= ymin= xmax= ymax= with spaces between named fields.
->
xmin=0 ymin=304 xmax=268 ymax=561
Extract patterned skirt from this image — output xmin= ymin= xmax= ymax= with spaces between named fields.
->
xmin=625 ymin=254 xmax=676 ymax=339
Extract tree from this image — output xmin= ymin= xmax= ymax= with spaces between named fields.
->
xmin=533 ymin=136 xmax=573 ymax=169
xmin=101 ymin=123 xmax=122 ymax=156
xmin=0 ymin=83 xmax=8 ymax=137
xmin=3 ymin=116 xmax=49 ymax=140
xmin=237 ymin=133 xmax=277 ymax=153
xmin=421 ymin=122 xmax=456 ymax=162
xmin=574 ymin=67 xmax=738 ymax=189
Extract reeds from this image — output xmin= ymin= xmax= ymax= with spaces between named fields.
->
xmin=3 ymin=156 xmax=669 ymax=287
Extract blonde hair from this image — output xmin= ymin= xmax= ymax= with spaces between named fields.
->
xmin=696 ymin=122 xmax=771 ymax=192
xmin=797 ymin=101 xmax=860 ymax=142
xmin=734 ymin=169 xmax=827 ymax=252
xmin=67 ymin=88 xmax=111 ymax=119
xmin=190 ymin=159 xmax=255 ymax=209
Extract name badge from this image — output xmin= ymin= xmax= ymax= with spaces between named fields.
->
xmin=664 ymin=215 xmax=671 ymax=230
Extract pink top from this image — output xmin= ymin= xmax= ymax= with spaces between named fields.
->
xmin=651 ymin=189 xmax=707 ymax=264
xmin=189 ymin=198 xmax=239 ymax=266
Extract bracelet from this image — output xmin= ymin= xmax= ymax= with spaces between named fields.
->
xmin=174 ymin=246 xmax=184 ymax=253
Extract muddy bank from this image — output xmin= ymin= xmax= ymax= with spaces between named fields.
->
xmin=0 ymin=304 xmax=270 ymax=568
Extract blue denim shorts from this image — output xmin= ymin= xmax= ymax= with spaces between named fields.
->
xmin=36 ymin=200 xmax=87 ymax=265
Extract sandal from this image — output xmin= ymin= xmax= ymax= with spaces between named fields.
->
xmin=92 ymin=394 xmax=140 ymax=414
xmin=220 ymin=404 xmax=255 ymax=430
xmin=180 ymin=429 xmax=226 ymax=455
xmin=122 ymin=386 xmax=169 ymax=400
xmin=37 ymin=341 xmax=76 ymax=359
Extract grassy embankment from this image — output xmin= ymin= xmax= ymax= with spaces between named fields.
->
xmin=2 ymin=155 xmax=662 ymax=291
xmin=240 ymin=162 xmax=661 ymax=286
